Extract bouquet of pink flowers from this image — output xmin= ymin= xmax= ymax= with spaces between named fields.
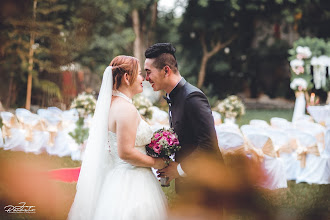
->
xmin=146 ymin=128 xmax=181 ymax=164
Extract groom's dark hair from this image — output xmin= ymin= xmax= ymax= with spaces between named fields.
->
xmin=145 ymin=43 xmax=178 ymax=72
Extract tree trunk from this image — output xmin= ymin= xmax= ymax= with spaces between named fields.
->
xmin=327 ymin=91 xmax=330 ymax=104
xmin=132 ymin=3 xmax=157 ymax=66
xmin=148 ymin=1 xmax=157 ymax=46
xmin=25 ymin=0 xmax=37 ymax=110
xmin=132 ymin=9 xmax=144 ymax=65
xmin=197 ymin=33 xmax=237 ymax=88
xmin=197 ymin=55 xmax=210 ymax=89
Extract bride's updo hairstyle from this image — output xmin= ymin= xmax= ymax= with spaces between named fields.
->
xmin=110 ymin=55 xmax=139 ymax=89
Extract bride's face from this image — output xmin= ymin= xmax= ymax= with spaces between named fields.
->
xmin=131 ymin=63 xmax=144 ymax=95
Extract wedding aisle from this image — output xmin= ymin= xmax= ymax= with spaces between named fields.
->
xmin=48 ymin=167 xmax=81 ymax=182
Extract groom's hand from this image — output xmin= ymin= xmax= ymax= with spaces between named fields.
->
xmin=157 ymin=161 xmax=180 ymax=185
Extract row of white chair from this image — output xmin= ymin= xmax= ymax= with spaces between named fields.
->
xmin=1 ymin=107 xmax=83 ymax=160
xmin=216 ymin=117 xmax=330 ymax=189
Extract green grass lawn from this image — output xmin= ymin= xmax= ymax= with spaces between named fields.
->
xmin=0 ymin=109 xmax=329 ymax=220
xmin=236 ymin=108 xmax=294 ymax=126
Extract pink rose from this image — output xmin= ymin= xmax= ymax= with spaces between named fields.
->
xmin=153 ymin=143 xmax=162 ymax=154
xmin=168 ymin=138 xmax=174 ymax=145
xmin=169 ymin=133 xmax=176 ymax=140
xmin=162 ymin=131 xmax=171 ymax=136
xmin=173 ymin=140 xmax=179 ymax=146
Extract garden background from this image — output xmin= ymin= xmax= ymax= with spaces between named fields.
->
xmin=0 ymin=0 xmax=329 ymax=220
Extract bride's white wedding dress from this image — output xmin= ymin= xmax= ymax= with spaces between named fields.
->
xmin=68 ymin=67 xmax=167 ymax=220
xmin=92 ymin=116 xmax=167 ymax=220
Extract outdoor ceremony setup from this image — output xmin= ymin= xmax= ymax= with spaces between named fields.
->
xmin=1 ymin=0 xmax=330 ymax=219
xmin=1 ymin=93 xmax=329 ymax=187
xmin=1 ymin=37 xmax=330 ymax=187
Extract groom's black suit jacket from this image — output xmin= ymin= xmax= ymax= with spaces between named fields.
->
xmin=167 ymin=78 xmax=223 ymax=193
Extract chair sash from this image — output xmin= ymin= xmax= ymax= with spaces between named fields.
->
xmin=276 ymin=139 xmax=298 ymax=156
xmin=319 ymin=121 xmax=326 ymax=127
xmin=2 ymin=125 xmax=12 ymax=139
xmin=34 ymin=120 xmax=47 ymax=131
xmin=245 ymin=138 xmax=277 ymax=163
xmin=22 ymin=123 xmax=34 ymax=142
xmin=220 ymin=144 xmax=247 ymax=165
xmin=220 ymin=145 xmax=246 ymax=156
xmin=315 ymin=132 xmax=325 ymax=149
xmin=47 ymin=121 xmax=63 ymax=146
xmin=2 ymin=116 xmax=21 ymax=139
xmin=296 ymin=144 xmax=320 ymax=168
xmin=220 ymin=138 xmax=277 ymax=164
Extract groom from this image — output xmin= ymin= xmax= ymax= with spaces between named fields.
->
xmin=144 ymin=43 xmax=223 ymax=193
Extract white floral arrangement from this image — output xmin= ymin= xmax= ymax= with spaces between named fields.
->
xmin=70 ymin=92 xmax=97 ymax=118
xmin=216 ymin=95 xmax=245 ymax=119
xmin=133 ymin=94 xmax=153 ymax=120
xmin=290 ymin=78 xmax=308 ymax=91
xmin=296 ymin=46 xmax=312 ymax=60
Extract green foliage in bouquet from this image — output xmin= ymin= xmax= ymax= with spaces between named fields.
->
xmin=69 ymin=117 xmax=89 ymax=145
xmin=133 ymin=94 xmax=153 ymax=120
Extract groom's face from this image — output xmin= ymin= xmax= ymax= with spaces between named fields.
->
xmin=144 ymin=58 xmax=165 ymax=91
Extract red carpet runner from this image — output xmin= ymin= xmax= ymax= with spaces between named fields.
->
xmin=48 ymin=167 xmax=81 ymax=182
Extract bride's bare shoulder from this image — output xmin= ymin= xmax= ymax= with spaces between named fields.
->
xmin=111 ymin=97 xmax=138 ymax=121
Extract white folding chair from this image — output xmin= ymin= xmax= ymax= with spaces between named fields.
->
xmin=270 ymin=117 xmax=293 ymax=129
xmin=245 ymin=133 xmax=287 ymax=190
xmin=212 ymin=111 xmax=222 ymax=125
xmin=47 ymin=106 xmax=63 ymax=117
xmin=249 ymin=119 xmax=269 ymax=128
xmin=1 ymin=111 xmax=27 ymax=152
xmin=285 ymin=128 xmax=329 ymax=184
xmin=216 ymin=123 xmax=241 ymax=136
xmin=240 ymin=124 xmax=267 ymax=137
xmin=16 ymin=109 xmax=48 ymax=154
xmin=293 ymin=120 xmax=326 ymax=152
xmin=265 ymin=128 xmax=298 ymax=181
xmin=323 ymin=128 xmax=330 ymax=158
xmin=217 ymin=131 xmax=245 ymax=151
xmin=0 ymin=127 xmax=4 ymax=148
xmin=38 ymin=109 xmax=68 ymax=156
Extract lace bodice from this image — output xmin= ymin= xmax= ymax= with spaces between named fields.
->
xmin=106 ymin=118 xmax=154 ymax=167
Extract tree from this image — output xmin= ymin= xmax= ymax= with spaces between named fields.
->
xmin=179 ymin=0 xmax=244 ymax=88
xmin=1 ymin=0 xmax=67 ymax=109
xmin=131 ymin=0 xmax=158 ymax=65
xmin=179 ymin=0 xmax=330 ymax=95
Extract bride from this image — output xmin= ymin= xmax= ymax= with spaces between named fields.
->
xmin=68 ymin=56 xmax=168 ymax=220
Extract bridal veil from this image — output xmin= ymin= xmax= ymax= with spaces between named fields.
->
xmin=68 ymin=66 xmax=113 ymax=220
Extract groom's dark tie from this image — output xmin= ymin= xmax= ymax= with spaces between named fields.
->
xmin=162 ymin=96 xmax=171 ymax=105
xmin=163 ymin=96 xmax=173 ymax=127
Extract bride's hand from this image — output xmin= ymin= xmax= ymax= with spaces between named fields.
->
xmin=153 ymin=158 xmax=167 ymax=169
